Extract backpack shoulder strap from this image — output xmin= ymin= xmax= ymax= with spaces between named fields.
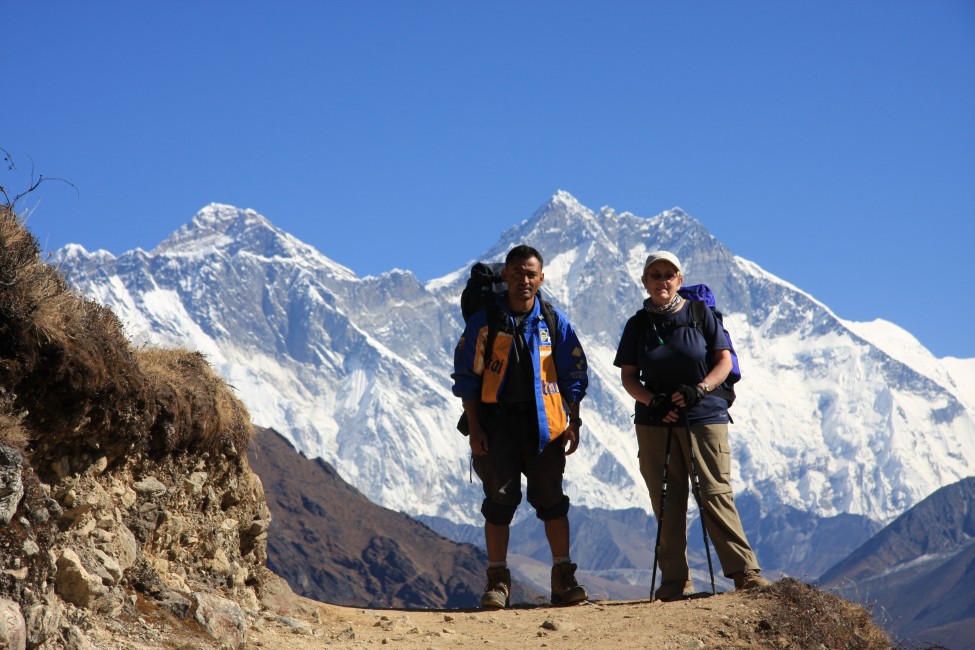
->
xmin=686 ymin=299 xmax=708 ymax=329
xmin=489 ymin=297 xmax=560 ymax=356
xmin=539 ymin=299 xmax=561 ymax=351
xmin=483 ymin=301 xmax=509 ymax=361
xmin=686 ymin=299 xmax=738 ymax=406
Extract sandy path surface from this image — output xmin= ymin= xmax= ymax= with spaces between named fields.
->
xmin=245 ymin=589 xmax=773 ymax=649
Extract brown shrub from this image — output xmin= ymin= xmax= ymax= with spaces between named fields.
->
xmin=1 ymin=206 xmax=252 ymax=474
xmin=0 ymin=207 xmax=153 ymax=468
xmin=758 ymin=577 xmax=893 ymax=649
xmin=0 ymin=390 xmax=29 ymax=450
xmin=137 ymin=348 xmax=252 ymax=455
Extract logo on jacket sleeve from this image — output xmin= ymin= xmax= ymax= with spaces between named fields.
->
xmin=572 ymin=346 xmax=586 ymax=372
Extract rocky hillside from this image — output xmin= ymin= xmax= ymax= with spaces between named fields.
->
xmin=0 ymin=204 xmax=275 ymax=648
xmin=819 ymin=476 xmax=975 ymax=649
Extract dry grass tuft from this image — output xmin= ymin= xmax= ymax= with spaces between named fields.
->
xmin=0 ymin=390 xmax=29 ymax=450
xmin=757 ymin=578 xmax=893 ymax=649
xmin=1 ymin=205 xmax=252 ymax=468
xmin=0 ymin=206 xmax=151 ymax=463
xmin=137 ymin=347 xmax=252 ymax=455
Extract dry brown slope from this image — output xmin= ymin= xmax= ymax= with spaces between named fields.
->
xmin=247 ymin=426 xmax=544 ymax=608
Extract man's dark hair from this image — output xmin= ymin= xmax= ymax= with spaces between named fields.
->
xmin=505 ymin=244 xmax=543 ymax=269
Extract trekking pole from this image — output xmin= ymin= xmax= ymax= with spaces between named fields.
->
xmin=649 ymin=425 xmax=674 ymax=602
xmin=683 ymin=410 xmax=716 ymax=595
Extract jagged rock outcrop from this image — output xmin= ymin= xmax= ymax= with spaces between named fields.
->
xmin=1 ymin=435 xmax=274 ymax=648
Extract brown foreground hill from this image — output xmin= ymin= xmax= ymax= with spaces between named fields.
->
xmin=247 ymin=426 xmax=547 ymax=609
xmin=0 ymin=203 xmax=897 ymax=648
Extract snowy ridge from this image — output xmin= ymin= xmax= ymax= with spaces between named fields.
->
xmin=56 ymin=195 xmax=975 ymax=528
xmin=154 ymin=203 xmax=358 ymax=281
xmin=842 ymin=318 xmax=975 ymax=413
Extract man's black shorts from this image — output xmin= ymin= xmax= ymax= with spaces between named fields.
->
xmin=472 ymin=403 xmax=570 ymax=525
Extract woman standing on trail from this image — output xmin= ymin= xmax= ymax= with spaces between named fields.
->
xmin=613 ymin=250 xmax=769 ymax=601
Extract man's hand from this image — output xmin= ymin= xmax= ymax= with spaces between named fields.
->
xmin=469 ymin=423 xmax=489 ymax=456
xmin=463 ymin=400 xmax=488 ymax=456
xmin=562 ymin=421 xmax=580 ymax=456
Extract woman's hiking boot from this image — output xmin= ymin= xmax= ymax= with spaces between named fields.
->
xmin=550 ymin=562 xmax=588 ymax=605
xmin=481 ymin=567 xmax=511 ymax=609
xmin=733 ymin=570 xmax=770 ymax=590
xmin=653 ymin=579 xmax=695 ymax=602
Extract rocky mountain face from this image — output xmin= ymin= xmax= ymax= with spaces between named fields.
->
xmin=247 ymin=426 xmax=542 ymax=608
xmin=55 ymin=192 xmax=975 ymax=587
xmin=819 ymin=476 xmax=975 ymax=649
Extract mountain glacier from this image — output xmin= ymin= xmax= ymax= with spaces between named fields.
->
xmin=55 ymin=192 xmax=975 ymax=533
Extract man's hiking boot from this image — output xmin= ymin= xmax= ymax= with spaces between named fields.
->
xmin=481 ymin=567 xmax=511 ymax=609
xmin=733 ymin=570 xmax=770 ymax=590
xmin=653 ymin=579 xmax=695 ymax=602
xmin=550 ymin=562 xmax=588 ymax=606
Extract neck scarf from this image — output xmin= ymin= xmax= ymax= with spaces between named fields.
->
xmin=644 ymin=293 xmax=682 ymax=316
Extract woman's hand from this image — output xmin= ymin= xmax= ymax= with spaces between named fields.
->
xmin=672 ymin=384 xmax=706 ymax=410
xmin=649 ymin=393 xmax=679 ymax=423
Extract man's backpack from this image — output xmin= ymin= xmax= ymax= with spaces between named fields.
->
xmin=459 ymin=261 xmax=562 ymax=355
xmin=677 ymin=283 xmax=740 ymax=406
xmin=460 ymin=262 xmax=506 ymax=322
xmin=456 ymin=262 xmax=561 ymax=435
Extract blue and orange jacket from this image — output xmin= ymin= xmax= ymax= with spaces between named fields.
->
xmin=451 ymin=295 xmax=588 ymax=452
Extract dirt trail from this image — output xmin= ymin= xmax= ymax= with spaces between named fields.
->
xmin=244 ymin=587 xmax=777 ymax=649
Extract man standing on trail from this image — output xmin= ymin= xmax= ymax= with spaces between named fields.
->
xmin=452 ymin=244 xmax=590 ymax=609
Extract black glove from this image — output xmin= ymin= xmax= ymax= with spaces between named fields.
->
xmin=648 ymin=393 xmax=675 ymax=420
xmin=675 ymin=384 xmax=707 ymax=410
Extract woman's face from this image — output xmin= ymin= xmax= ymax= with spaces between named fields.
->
xmin=642 ymin=261 xmax=682 ymax=306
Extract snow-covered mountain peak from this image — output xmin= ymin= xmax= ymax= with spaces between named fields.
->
xmin=154 ymin=203 xmax=288 ymax=256
xmin=524 ymin=191 xmax=620 ymax=260
xmin=153 ymin=203 xmax=357 ymax=280
xmin=549 ymin=189 xmax=587 ymax=212
xmin=539 ymin=190 xmax=595 ymax=222
xmin=532 ymin=191 xmax=612 ymax=240
xmin=660 ymin=207 xmax=691 ymax=220
xmin=56 ymin=243 xmax=116 ymax=265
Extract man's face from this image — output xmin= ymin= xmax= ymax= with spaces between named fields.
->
xmin=502 ymin=256 xmax=544 ymax=305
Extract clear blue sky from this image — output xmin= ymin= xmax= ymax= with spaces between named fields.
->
xmin=4 ymin=1 xmax=973 ymax=358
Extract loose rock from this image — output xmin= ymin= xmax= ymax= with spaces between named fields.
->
xmin=0 ymin=597 xmax=26 ymax=650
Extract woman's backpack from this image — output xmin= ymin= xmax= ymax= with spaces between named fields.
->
xmin=678 ymin=283 xmax=740 ymax=405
